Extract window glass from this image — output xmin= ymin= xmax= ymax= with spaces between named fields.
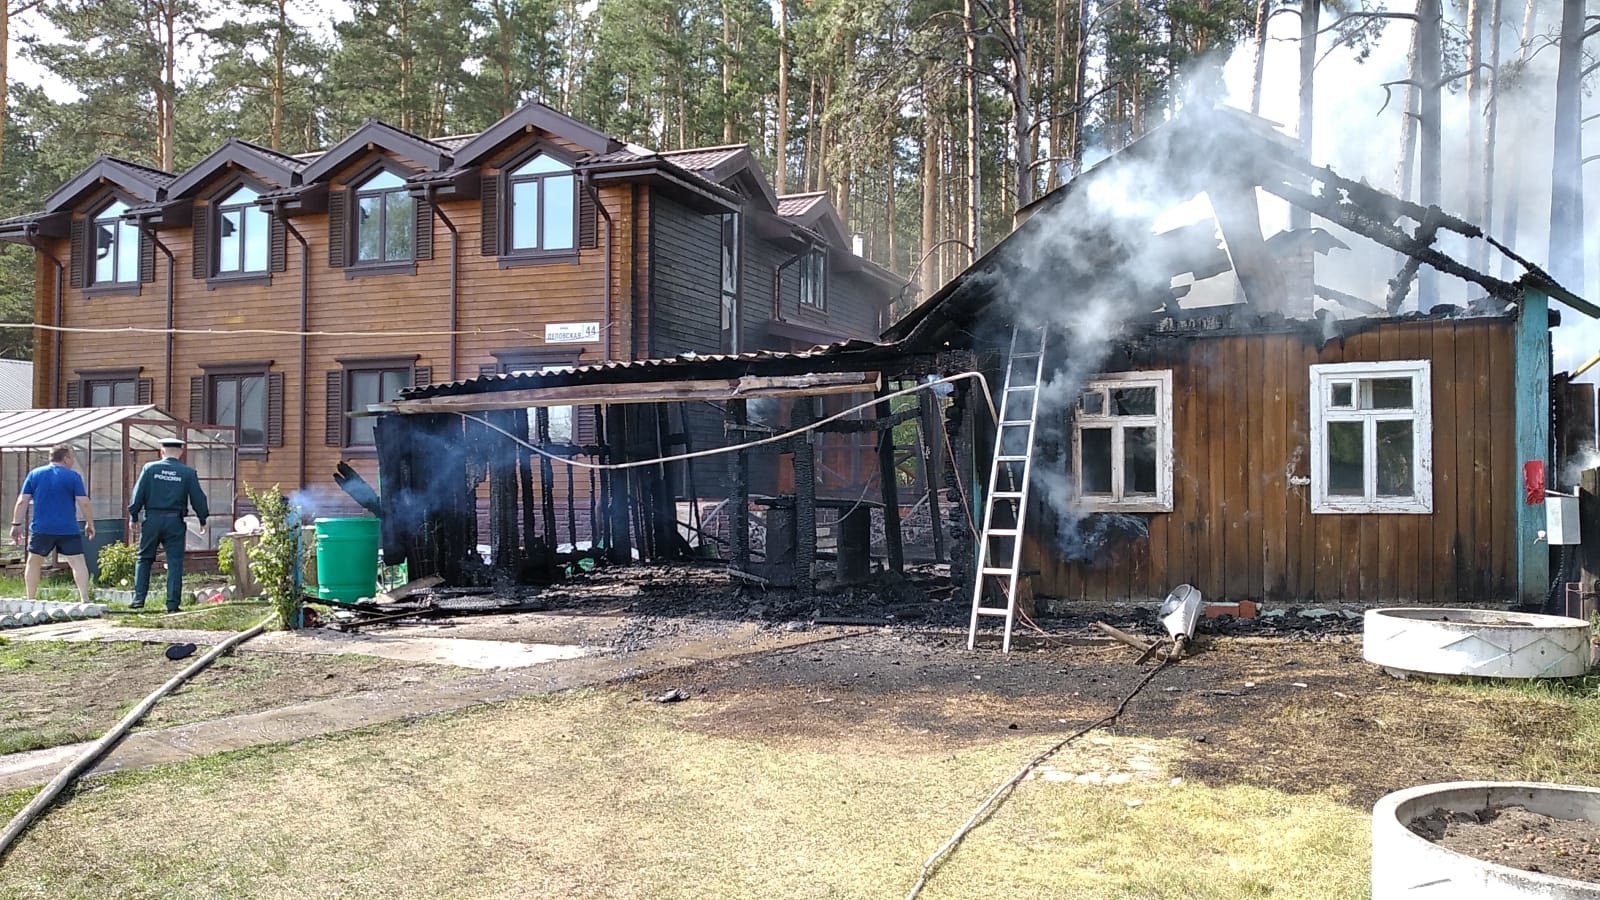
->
xmin=112 ymin=380 xmax=135 ymax=406
xmin=1080 ymin=428 xmax=1113 ymax=494
xmin=92 ymin=200 xmax=135 ymax=284
xmin=213 ymin=378 xmax=239 ymax=429
xmin=1366 ymin=378 xmax=1412 ymax=409
xmin=90 ymin=383 xmax=111 ymax=407
xmin=511 ymin=180 xmax=539 ymax=250
xmin=360 ymin=170 xmax=405 ymax=191
xmin=216 ymin=187 xmax=267 ymax=275
xmin=356 ymin=195 xmax=383 ymax=261
xmin=1110 ymin=386 xmax=1156 ymax=416
xmin=384 ymin=192 xmax=414 ymax=260
xmin=542 ymin=174 xmax=575 ymax=250
xmin=94 ymin=220 xmax=116 ymax=283
xmin=1124 ymin=426 xmax=1158 ymax=495
xmin=242 ymin=207 xmax=268 ymax=271
xmin=238 ymin=375 xmax=266 ymax=447
xmin=1376 ymin=420 xmax=1415 ymax=496
xmin=218 ymin=208 xmax=243 ymax=272
xmin=1080 ymin=390 xmax=1104 ymax=415
xmin=721 ymin=214 xmax=739 ymax=296
xmin=513 ymin=155 xmax=569 ymax=177
xmin=347 ymin=368 xmax=410 ymax=446
xmin=116 ymin=219 xmax=140 ymax=280
xmin=1326 ymin=420 xmax=1364 ymax=495
xmin=1331 ymin=382 xmax=1353 ymax=408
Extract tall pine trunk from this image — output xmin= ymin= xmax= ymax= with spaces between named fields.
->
xmin=1499 ymin=0 xmax=1538 ymax=278
xmin=921 ymin=93 xmax=942 ymax=296
xmin=1010 ymin=0 xmax=1033 ymax=212
xmin=1417 ymin=0 xmax=1442 ymax=306
xmin=1549 ymin=0 xmax=1584 ymax=289
xmin=1292 ymin=0 xmax=1318 ymax=229
xmin=1250 ymin=0 xmax=1270 ymax=114
xmin=1465 ymin=0 xmax=1484 ymax=266
xmin=964 ymin=0 xmax=980 ymax=258
xmin=775 ymin=0 xmax=788 ymax=193
xmin=1483 ymin=0 xmax=1502 ymax=260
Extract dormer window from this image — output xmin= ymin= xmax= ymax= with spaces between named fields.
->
xmin=507 ymin=154 xmax=575 ymax=253
xmin=214 ymin=185 xmax=269 ymax=275
xmin=799 ymin=249 xmax=826 ymax=310
xmin=352 ymin=170 xmax=414 ymax=265
xmin=91 ymin=200 xmax=139 ymax=285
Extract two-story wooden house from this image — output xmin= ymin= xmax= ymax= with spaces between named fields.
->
xmin=0 ymin=101 xmax=903 ymax=524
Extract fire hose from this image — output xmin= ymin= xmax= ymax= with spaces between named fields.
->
xmin=0 ymin=614 xmax=276 ymax=863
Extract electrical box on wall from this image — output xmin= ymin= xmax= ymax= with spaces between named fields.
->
xmin=1546 ymin=493 xmax=1581 ymax=546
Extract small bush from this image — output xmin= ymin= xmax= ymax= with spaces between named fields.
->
xmin=216 ymin=535 xmax=236 ymax=583
xmin=96 ymin=541 xmax=138 ymax=588
xmin=244 ymin=484 xmax=300 ymax=629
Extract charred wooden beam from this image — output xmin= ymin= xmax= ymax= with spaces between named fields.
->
xmin=333 ymin=461 xmax=383 ymax=518
xmin=726 ymin=399 xmax=751 ymax=572
xmin=383 ymin=372 xmax=881 ymax=414
xmin=1209 ymin=183 xmax=1291 ymax=314
xmin=792 ymin=401 xmax=817 ymax=593
xmin=876 ymin=383 xmax=905 ymax=574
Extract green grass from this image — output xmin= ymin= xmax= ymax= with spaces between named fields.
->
xmin=0 ymin=689 xmax=1372 ymax=900
xmin=114 ymin=601 xmax=274 ymax=632
xmin=1435 ymin=673 xmax=1600 ymax=783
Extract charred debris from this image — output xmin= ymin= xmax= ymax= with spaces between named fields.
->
xmin=347 ymin=105 xmax=1590 ymax=604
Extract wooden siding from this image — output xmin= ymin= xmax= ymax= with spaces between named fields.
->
xmin=1025 ymin=317 xmax=1518 ymax=605
xmin=648 ymin=194 xmax=723 ymax=357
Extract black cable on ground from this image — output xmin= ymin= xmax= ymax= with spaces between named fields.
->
xmin=905 ymin=656 xmax=1176 ymax=900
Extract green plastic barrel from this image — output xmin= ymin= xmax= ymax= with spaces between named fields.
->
xmin=314 ymin=517 xmax=381 ymax=601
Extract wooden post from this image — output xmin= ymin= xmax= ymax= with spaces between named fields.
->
xmin=604 ymin=406 xmax=633 ymax=565
xmin=1515 ymin=289 xmax=1552 ymax=606
xmin=877 ymin=384 xmax=905 ymax=574
xmin=920 ymin=388 xmax=947 ymax=562
xmin=727 ymin=399 xmax=750 ymax=572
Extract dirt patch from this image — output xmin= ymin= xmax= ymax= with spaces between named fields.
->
xmin=1409 ymin=804 xmax=1600 ymax=883
xmin=628 ymin=630 xmax=1584 ymax=808
xmin=0 ymin=640 xmax=468 ymax=755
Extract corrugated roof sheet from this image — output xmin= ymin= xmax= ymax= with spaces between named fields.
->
xmin=404 ymin=340 xmax=899 ymax=399
xmin=776 ymin=192 xmax=826 ymax=217
xmin=0 ymin=361 xmax=31 ymax=409
xmin=0 ymin=405 xmax=237 ymax=451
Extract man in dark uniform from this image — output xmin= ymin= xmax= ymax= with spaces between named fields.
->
xmin=128 ymin=437 xmax=210 ymax=612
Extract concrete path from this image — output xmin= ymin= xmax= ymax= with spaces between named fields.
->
xmin=7 ymin=619 xmax=591 ymax=670
xmin=0 ymin=623 xmax=855 ymax=793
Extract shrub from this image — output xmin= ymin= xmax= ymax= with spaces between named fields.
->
xmin=244 ymin=485 xmax=300 ymax=628
xmin=96 ymin=541 xmax=137 ymax=588
xmin=216 ymin=535 xmax=236 ymax=583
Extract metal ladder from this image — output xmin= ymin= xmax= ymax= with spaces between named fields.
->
xmin=967 ymin=324 xmax=1049 ymax=652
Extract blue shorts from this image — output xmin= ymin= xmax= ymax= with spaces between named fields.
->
xmin=28 ymin=532 xmax=84 ymax=558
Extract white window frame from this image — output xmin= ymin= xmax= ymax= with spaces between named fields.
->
xmin=1309 ymin=360 xmax=1433 ymax=514
xmin=1070 ymin=370 xmax=1174 ymax=513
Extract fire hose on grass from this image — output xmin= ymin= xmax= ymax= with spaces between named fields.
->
xmin=0 ymin=613 xmax=276 ymax=862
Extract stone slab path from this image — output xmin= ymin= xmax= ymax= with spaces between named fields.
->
xmin=0 ymin=623 xmax=855 ymax=794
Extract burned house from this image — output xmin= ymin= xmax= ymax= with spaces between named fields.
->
xmin=372 ymin=106 xmax=1595 ymax=619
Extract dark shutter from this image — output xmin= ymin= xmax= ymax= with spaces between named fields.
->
xmin=411 ymin=365 xmax=433 ymax=388
xmin=269 ymin=216 xmax=288 ymax=273
xmin=413 ymin=196 xmax=433 ymax=261
xmin=267 ymin=372 xmax=285 ymax=447
xmin=575 ymin=405 xmax=598 ymax=445
xmin=64 ymin=380 xmax=81 ymax=408
xmin=68 ymin=220 xmax=86 ymax=289
xmin=325 ymin=370 xmax=344 ymax=446
xmin=327 ymin=190 xmax=347 ymax=268
xmin=138 ymin=229 xmax=156 ymax=283
xmin=191 ymin=210 xmax=209 ymax=279
xmin=579 ymin=188 xmax=598 ymax=250
xmin=478 ymin=363 xmax=501 ymax=379
xmin=137 ymin=378 xmax=153 ymax=406
xmin=480 ymin=175 xmax=499 ymax=256
xmin=189 ymin=376 xmax=205 ymax=424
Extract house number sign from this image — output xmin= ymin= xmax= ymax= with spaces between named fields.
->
xmin=545 ymin=322 xmax=601 ymax=344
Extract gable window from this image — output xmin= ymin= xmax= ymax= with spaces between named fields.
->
xmin=91 ymin=200 xmax=139 ymax=286
xmin=1309 ymin=361 xmax=1432 ymax=513
xmin=721 ymin=213 xmax=740 ymax=352
xmin=214 ymin=185 xmax=269 ymax=275
xmin=1071 ymin=370 xmax=1174 ymax=512
xmin=507 ymin=154 xmax=575 ymax=253
xmin=352 ymin=170 xmax=414 ymax=265
xmin=799 ymin=249 xmax=826 ymax=310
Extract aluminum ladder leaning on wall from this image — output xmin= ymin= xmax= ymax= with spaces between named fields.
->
xmin=967 ymin=324 xmax=1050 ymax=652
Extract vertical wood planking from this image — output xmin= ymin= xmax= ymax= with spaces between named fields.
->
xmin=1245 ymin=334 xmax=1265 ymax=600
xmin=1312 ymin=337 xmax=1342 ymax=603
xmin=1485 ymin=322 xmax=1511 ymax=596
xmin=1224 ymin=336 xmax=1251 ymax=599
xmin=1429 ymin=319 xmax=1459 ymax=602
xmin=1291 ymin=335 xmax=1318 ymax=599
xmin=1394 ymin=322 xmax=1427 ymax=602
xmin=1454 ymin=320 xmax=1481 ymax=597
xmin=1376 ymin=323 xmax=1403 ymax=601
xmin=1262 ymin=329 xmax=1289 ymax=602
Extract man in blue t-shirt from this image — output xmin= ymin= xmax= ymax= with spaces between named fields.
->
xmin=9 ymin=443 xmax=96 ymax=603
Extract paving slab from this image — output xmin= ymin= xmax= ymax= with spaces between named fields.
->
xmin=0 ymin=624 xmax=857 ymax=793
xmin=4 ymin=618 xmax=592 ymax=670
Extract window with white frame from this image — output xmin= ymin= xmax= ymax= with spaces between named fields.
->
xmin=1309 ymin=360 xmax=1432 ymax=513
xmin=1071 ymin=370 xmax=1173 ymax=512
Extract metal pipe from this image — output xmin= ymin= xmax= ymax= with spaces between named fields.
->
xmin=281 ymin=214 xmax=310 ymax=491
xmin=426 ymin=187 xmax=460 ymax=380
xmin=1572 ymin=349 xmax=1600 ymax=379
xmin=26 ymin=230 xmax=63 ymax=407
xmin=773 ymin=250 xmax=808 ymax=324
xmin=581 ymin=174 xmax=614 ymax=363
xmin=147 ymin=228 xmax=175 ymax=412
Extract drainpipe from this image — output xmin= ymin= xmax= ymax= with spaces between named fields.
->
xmin=581 ymin=173 xmax=614 ymax=363
xmin=26 ymin=230 xmax=63 ymax=407
xmin=425 ymin=186 xmax=459 ymax=380
xmin=773 ymin=250 xmax=807 ymax=324
xmin=281 ymin=213 xmax=310 ymax=491
xmin=146 ymin=228 xmax=175 ymax=412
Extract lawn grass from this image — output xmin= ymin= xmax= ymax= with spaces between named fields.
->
xmin=0 ymin=688 xmax=1371 ymax=900
xmin=113 ymin=600 xmax=274 ymax=632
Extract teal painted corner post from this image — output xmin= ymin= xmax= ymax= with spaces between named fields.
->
xmin=1514 ymin=289 xmax=1551 ymax=607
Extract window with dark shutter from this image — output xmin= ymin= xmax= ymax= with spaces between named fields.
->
xmin=138 ymin=229 xmax=156 ymax=283
xmin=202 ymin=364 xmax=270 ymax=451
xmin=414 ymin=197 xmax=433 ymax=261
xmin=68 ymin=220 xmax=86 ymax=289
xmin=267 ymin=372 xmax=285 ymax=447
xmin=411 ymin=365 xmax=432 ymax=388
xmin=269 ymin=216 xmax=288 ymax=273
xmin=575 ymin=406 xmax=598 ymax=445
xmin=191 ymin=212 xmax=209 ymax=280
xmin=78 ymin=370 xmax=140 ymax=407
xmin=480 ymin=175 xmax=499 ymax=256
xmin=337 ymin=358 xmax=415 ymax=448
xmin=327 ymin=190 xmax=347 ymax=268
xmin=65 ymin=380 xmax=81 ymax=408
xmin=325 ymin=370 xmax=344 ymax=446
xmin=189 ymin=376 xmax=205 ymax=424
xmin=579 ymin=189 xmax=598 ymax=250
xmin=137 ymin=378 xmax=153 ymax=405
